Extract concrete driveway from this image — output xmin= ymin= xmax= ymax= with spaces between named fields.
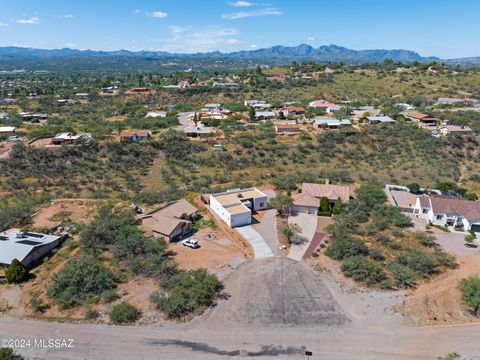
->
xmin=287 ymin=213 xmax=318 ymax=261
xmin=252 ymin=209 xmax=279 ymax=255
xmin=408 ymin=213 xmax=479 ymax=256
xmin=236 ymin=226 xmax=274 ymax=259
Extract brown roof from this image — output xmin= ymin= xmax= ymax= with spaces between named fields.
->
xmin=301 ymin=183 xmax=350 ymax=203
xmin=285 ymin=106 xmax=305 ymax=113
xmin=405 ymin=111 xmax=434 ymax=120
xmin=419 ymin=195 xmax=430 ymax=208
xmin=146 ymin=199 xmax=197 ymax=220
xmin=141 ymin=216 xmax=188 ymax=237
xmin=390 ymin=190 xmax=418 ymax=209
xmin=292 ymin=192 xmax=320 ymax=207
xmin=275 ymin=124 xmax=301 ymax=132
xmin=430 ymin=195 xmax=480 ymax=222
xmin=119 ymin=129 xmax=150 ymax=138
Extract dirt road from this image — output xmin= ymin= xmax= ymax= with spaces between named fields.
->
xmin=2 ymin=258 xmax=480 ymax=359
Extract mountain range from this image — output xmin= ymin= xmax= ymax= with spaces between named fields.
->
xmin=0 ymin=43 xmax=471 ymax=71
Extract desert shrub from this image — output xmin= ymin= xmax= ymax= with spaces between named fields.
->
xmin=47 ymin=256 xmax=117 ymax=309
xmin=369 ymin=248 xmax=385 ymax=261
xmin=458 ymin=276 xmax=480 ymax=315
xmin=5 ymin=259 xmax=29 ymax=284
xmin=30 ymin=298 xmax=48 ymax=314
xmin=432 ymin=248 xmax=457 ymax=269
xmin=388 ymin=262 xmax=416 ymax=288
xmin=84 ymin=307 xmax=99 ymax=320
xmin=325 ymin=236 xmax=368 ymax=260
xmin=109 ymin=302 xmax=139 ymax=324
xmin=465 ymin=232 xmax=476 ymax=243
xmin=151 ymin=269 xmax=221 ymax=319
xmin=341 ymin=256 xmax=386 ymax=285
xmin=414 ymin=231 xmax=436 ymax=247
xmin=396 ymin=250 xmax=437 ymax=278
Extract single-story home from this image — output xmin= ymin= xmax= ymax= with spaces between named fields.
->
xmin=213 ymin=82 xmax=238 ymax=88
xmin=127 ymin=87 xmax=152 ymax=94
xmin=0 ymin=230 xmax=66 ymax=268
xmin=120 ymin=129 xmax=151 ymax=142
xmin=184 ymin=125 xmax=216 ymax=137
xmin=437 ymin=97 xmax=465 ymax=106
xmin=52 ymin=132 xmax=79 ymax=145
xmin=395 ymin=103 xmax=415 ymax=111
xmin=202 ymin=103 xmax=222 ymax=113
xmin=438 ymin=125 xmax=473 ymax=135
xmin=140 ymin=199 xmax=198 ymax=241
xmin=275 ymin=123 xmax=301 ymax=135
xmin=255 ymin=111 xmax=276 ymax=121
xmin=244 ymin=100 xmax=266 ymax=107
xmin=403 ymin=111 xmax=440 ymax=126
xmin=414 ymin=195 xmax=480 ymax=234
xmin=0 ymin=112 xmax=9 ymax=121
xmin=313 ymin=118 xmax=352 ymax=129
xmin=292 ymin=183 xmax=351 ymax=214
xmin=146 ymin=111 xmax=166 ymax=118
xmin=283 ymin=106 xmax=305 ymax=116
xmin=210 ymin=188 xmax=268 ymax=227
xmin=366 ymin=116 xmax=395 ymax=124
xmin=0 ymin=126 xmax=16 ymax=134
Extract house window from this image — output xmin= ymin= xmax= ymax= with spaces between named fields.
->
xmin=422 ymin=209 xmax=428 ymax=213
xmin=259 ymin=202 xmax=265 ymax=207
xmin=436 ymin=214 xmax=443 ymax=220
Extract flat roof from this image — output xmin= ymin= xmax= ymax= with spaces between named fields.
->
xmin=212 ymin=188 xmax=267 ymax=207
xmin=225 ymin=203 xmax=251 ymax=215
xmin=0 ymin=230 xmax=62 ymax=265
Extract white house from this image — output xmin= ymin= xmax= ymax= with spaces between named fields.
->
xmin=366 ymin=116 xmax=395 ymax=124
xmin=0 ymin=230 xmax=65 ymax=267
xmin=395 ymin=103 xmax=415 ymax=111
xmin=255 ymin=111 xmax=276 ymax=121
xmin=209 ymin=188 xmax=268 ymax=227
xmin=0 ymin=112 xmax=9 ymax=121
xmin=437 ymin=97 xmax=465 ymax=106
xmin=414 ymin=195 xmax=480 ymax=234
xmin=313 ymin=118 xmax=352 ymax=129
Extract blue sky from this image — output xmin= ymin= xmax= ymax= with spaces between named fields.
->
xmin=0 ymin=0 xmax=479 ymax=58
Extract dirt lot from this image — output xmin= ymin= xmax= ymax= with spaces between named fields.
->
xmin=169 ymin=228 xmax=247 ymax=278
xmin=398 ymin=254 xmax=480 ymax=326
xmin=30 ymin=200 xmax=98 ymax=229
xmin=29 ymin=137 xmax=52 ymax=148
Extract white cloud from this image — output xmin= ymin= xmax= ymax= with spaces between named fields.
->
xmin=307 ymin=36 xmax=315 ymax=41
xmin=229 ymin=1 xmax=253 ymax=7
xmin=158 ymin=27 xmax=241 ymax=53
xmin=249 ymin=44 xmax=258 ymax=48
xmin=64 ymin=42 xmax=77 ymax=47
xmin=147 ymin=11 xmax=168 ymax=18
xmin=169 ymin=25 xmax=188 ymax=34
xmin=222 ymin=7 xmax=282 ymax=20
xmin=59 ymin=14 xmax=74 ymax=19
xmin=133 ymin=9 xmax=141 ymax=14
xmin=16 ymin=17 xmax=41 ymax=24
xmin=0 ymin=22 xmax=8 ymax=27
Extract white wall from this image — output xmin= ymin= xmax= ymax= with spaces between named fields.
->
xmin=230 ymin=211 xmax=252 ymax=227
xmin=253 ymin=195 xmax=268 ymax=211
xmin=210 ymin=195 xmax=231 ymax=226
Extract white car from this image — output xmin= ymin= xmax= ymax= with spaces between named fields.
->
xmin=182 ymin=238 xmax=199 ymax=249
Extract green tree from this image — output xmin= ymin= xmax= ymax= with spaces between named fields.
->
xmin=407 ymin=183 xmax=421 ymax=191
xmin=0 ymin=348 xmax=24 ymax=360
xmin=282 ymin=223 xmax=301 ymax=243
xmin=269 ymin=193 xmax=292 ymax=217
xmin=47 ymin=256 xmax=117 ymax=309
xmin=332 ymin=198 xmax=343 ymax=215
xmin=5 ymin=259 xmax=29 ymax=284
xmin=458 ymin=276 xmax=480 ymax=315
xmin=248 ymin=107 xmax=256 ymax=121
xmin=151 ymin=269 xmax=221 ymax=319
xmin=318 ymin=196 xmax=331 ymax=216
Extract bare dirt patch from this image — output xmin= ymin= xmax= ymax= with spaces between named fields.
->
xmin=169 ymin=228 xmax=247 ymax=277
xmin=30 ymin=200 xmax=97 ymax=229
xmin=397 ymin=254 xmax=480 ymax=326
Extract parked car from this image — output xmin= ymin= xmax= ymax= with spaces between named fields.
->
xmin=464 ymin=243 xmax=478 ymax=248
xmin=182 ymin=238 xmax=199 ymax=249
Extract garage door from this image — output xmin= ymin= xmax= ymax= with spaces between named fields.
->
xmin=471 ymin=224 xmax=480 ymax=233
